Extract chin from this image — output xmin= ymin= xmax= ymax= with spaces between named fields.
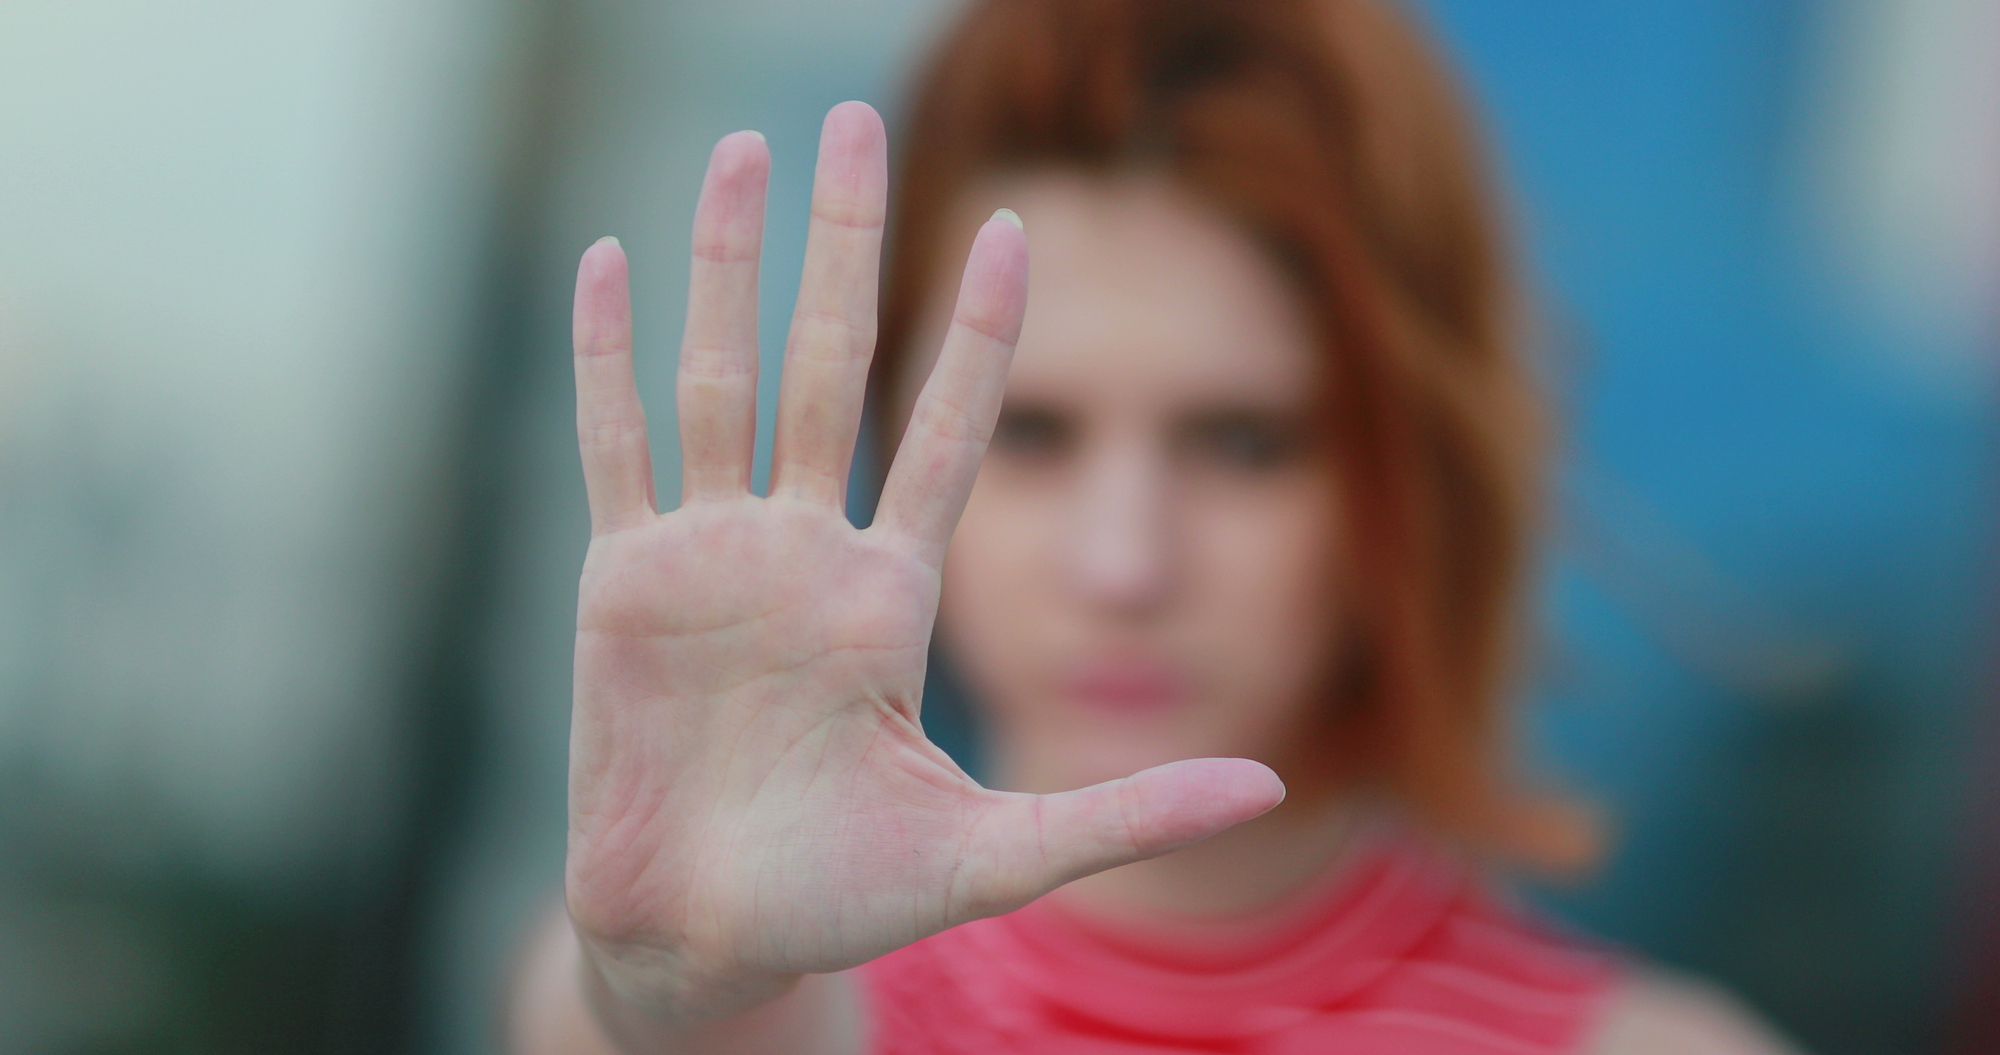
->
xmin=1006 ymin=724 xmax=1220 ymax=793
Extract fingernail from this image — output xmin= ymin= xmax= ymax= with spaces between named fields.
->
xmin=744 ymin=130 xmax=765 ymax=143
xmin=991 ymin=207 xmax=1023 ymax=230
xmin=596 ymin=235 xmax=621 ymax=248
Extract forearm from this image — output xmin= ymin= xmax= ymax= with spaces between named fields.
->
xmin=507 ymin=900 xmax=864 ymax=1055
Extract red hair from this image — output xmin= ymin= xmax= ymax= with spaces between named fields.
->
xmin=873 ymin=0 xmax=1580 ymax=862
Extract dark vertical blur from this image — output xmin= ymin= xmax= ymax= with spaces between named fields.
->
xmin=0 ymin=0 xmax=568 ymax=1049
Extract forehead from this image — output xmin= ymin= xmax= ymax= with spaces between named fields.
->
xmin=930 ymin=171 xmax=1322 ymax=409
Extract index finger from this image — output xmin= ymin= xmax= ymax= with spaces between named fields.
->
xmin=871 ymin=210 xmax=1028 ymax=565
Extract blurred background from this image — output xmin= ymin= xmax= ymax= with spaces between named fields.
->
xmin=2 ymin=0 xmax=1997 ymax=1052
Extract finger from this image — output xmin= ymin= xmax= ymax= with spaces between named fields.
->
xmin=573 ymin=236 xmax=655 ymax=535
xmin=678 ymin=130 xmax=770 ymax=504
xmin=769 ymin=101 xmax=887 ymax=506
xmin=956 ymin=758 xmax=1286 ymax=919
xmin=872 ymin=210 xmax=1028 ymax=565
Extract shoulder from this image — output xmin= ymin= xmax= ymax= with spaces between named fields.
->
xmin=1584 ymin=966 xmax=1806 ymax=1055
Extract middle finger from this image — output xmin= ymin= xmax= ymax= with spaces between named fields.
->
xmin=768 ymin=101 xmax=888 ymax=507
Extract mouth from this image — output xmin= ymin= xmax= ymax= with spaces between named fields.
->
xmin=1060 ymin=657 xmax=1187 ymax=715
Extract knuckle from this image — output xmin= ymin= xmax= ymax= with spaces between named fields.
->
xmin=691 ymin=238 xmax=758 ymax=265
xmin=789 ymin=308 xmax=874 ymax=355
xmin=911 ymin=395 xmax=990 ymax=447
xmin=576 ymin=335 xmax=633 ymax=359
xmin=579 ymin=417 xmax=646 ymax=448
xmin=809 ymin=199 xmax=885 ymax=231
xmin=678 ymin=344 xmax=756 ymax=382
xmin=950 ymin=310 xmax=1015 ymax=346
xmin=1114 ymin=779 xmax=1148 ymax=855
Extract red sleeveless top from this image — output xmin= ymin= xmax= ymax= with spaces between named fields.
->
xmin=858 ymin=834 xmax=1620 ymax=1054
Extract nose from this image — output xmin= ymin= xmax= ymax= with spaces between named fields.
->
xmin=1064 ymin=434 xmax=1174 ymax=615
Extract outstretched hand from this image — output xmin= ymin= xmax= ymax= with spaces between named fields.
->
xmin=563 ymin=101 xmax=1285 ymax=1024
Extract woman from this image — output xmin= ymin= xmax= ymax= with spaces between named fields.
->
xmin=512 ymin=0 xmax=1802 ymax=1051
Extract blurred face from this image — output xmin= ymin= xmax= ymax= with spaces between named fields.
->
xmin=907 ymin=172 xmax=1345 ymax=795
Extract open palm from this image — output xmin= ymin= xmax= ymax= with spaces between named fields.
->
xmin=563 ymin=102 xmax=1283 ymax=1012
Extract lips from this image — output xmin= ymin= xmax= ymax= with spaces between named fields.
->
xmin=1061 ymin=658 xmax=1186 ymax=714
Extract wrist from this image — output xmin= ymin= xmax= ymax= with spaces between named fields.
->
xmin=575 ymin=926 xmax=802 ymax=1046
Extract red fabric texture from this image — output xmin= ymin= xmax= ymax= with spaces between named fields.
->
xmin=858 ymin=835 xmax=1619 ymax=1054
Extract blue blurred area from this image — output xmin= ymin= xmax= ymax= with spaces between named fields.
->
xmin=1418 ymin=2 xmax=1992 ymax=1050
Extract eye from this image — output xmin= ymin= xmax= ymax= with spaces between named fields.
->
xmin=990 ymin=405 xmax=1076 ymax=462
xmin=1177 ymin=411 xmax=1306 ymax=472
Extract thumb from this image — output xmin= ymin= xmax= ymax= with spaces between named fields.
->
xmin=955 ymin=757 xmax=1286 ymax=919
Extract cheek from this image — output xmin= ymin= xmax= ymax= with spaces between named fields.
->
xmin=936 ymin=470 xmax=1059 ymax=688
xmin=1186 ymin=481 xmax=1344 ymax=701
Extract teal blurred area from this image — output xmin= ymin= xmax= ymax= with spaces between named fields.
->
xmin=0 ymin=1 xmax=1992 ymax=1052
xmin=1412 ymin=4 xmax=1997 ymax=1051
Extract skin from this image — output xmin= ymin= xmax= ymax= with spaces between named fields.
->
xmin=521 ymin=103 xmax=1283 ymax=1055
xmin=510 ymin=104 xmax=1802 ymax=1055
xmin=907 ymin=171 xmax=1361 ymax=922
